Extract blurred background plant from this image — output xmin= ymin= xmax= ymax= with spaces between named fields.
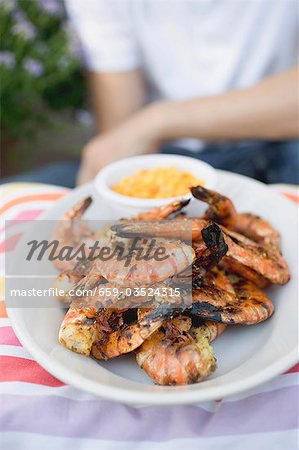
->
xmin=0 ymin=0 xmax=93 ymax=177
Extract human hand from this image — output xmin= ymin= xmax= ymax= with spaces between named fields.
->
xmin=77 ymin=104 xmax=163 ymax=185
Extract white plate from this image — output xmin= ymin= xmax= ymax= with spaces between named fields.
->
xmin=7 ymin=170 xmax=298 ymax=405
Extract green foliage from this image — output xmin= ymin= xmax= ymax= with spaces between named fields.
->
xmin=0 ymin=0 xmax=85 ymax=139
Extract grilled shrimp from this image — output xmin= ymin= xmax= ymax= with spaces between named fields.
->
xmin=117 ymin=220 xmax=290 ymax=285
xmin=221 ymin=258 xmax=269 ymax=289
xmin=136 ymin=317 xmax=226 ymax=385
xmin=58 ymin=199 xmax=194 ymax=355
xmin=60 ymin=278 xmax=183 ymax=357
xmin=192 ymin=224 xmax=289 ymax=285
xmin=54 ymin=196 xmax=187 ymax=273
xmin=62 ymin=199 xmax=191 ymax=290
xmin=57 ymin=186 xmax=290 ymax=384
xmin=191 ymin=278 xmax=274 ymax=325
xmin=52 ymin=197 xmax=94 ymax=271
xmin=115 ymin=226 xmax=217 ymax=287
xmin=93 ymin=239 xmax=195 ymax=286
xmin=202 ymin=267 xmax=235 ymax=294
xmin=112 ymin=218 xmax=207 ymax=241
xmin=96 ymin=235 xmax=235 ymax=359
xmin=117 ymin=184 xmax=284 ymax=259
xmin=91 ymin=303 xmax=177 ymax=360
xmin=191 ymin=185 xmax=280 ymax=249
xmin=90 ymin=227 xmax=228 ymax=360
xmin=192 ymin=224 xmax=228 ymax=277
xmin=54 ymin=259 xmax=94 ymax=304
xmin=58 ymin=281 xmax=134 ymax=355
xmin=220 ymin=228 xmax=290 ymax=285
xmin=133 ymin=198 xmax=190 ymax=221
xmin=59 ymin=306 xmax=98 ymax=355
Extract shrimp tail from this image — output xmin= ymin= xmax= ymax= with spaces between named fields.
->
xmin=201 ymin=223 xmax=229 ymax=265
xmin=191 ymin=185 xmax=235 ymax=222
xmin=74 ymin=196 xmax=92 ymax=218
xmin=193 ymin=223 xmax=228 ymax=278
xmin=111 ymin=220 xmax=193 ymax=241
xmin=133 ymin=198 xmax=190 ymax=221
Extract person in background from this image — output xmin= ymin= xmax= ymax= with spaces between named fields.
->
xmin=65 ymin=0 xmax=298 ymax=186
xmin=3 ymin=0 xmax=298 ymax=187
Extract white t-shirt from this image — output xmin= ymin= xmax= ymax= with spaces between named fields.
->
xmin=66 ymin=0 xmax=298 ymax=149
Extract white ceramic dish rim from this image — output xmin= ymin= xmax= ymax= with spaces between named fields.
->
xmin=7 ymin=171 xmax=298 ymax=405
xmin=94 ymin=154 xmax=217 ymax=208
xmin=8 ymin=307 xmax=298 ymax=405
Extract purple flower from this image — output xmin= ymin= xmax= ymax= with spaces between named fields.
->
xmin=24 ymin=58 xmax=43 ymax=77
xmin=12 ymin=10 xmax=36 ymax=40
xmin=76 ymin=109 xmax=93 ymax=127
xmin=0 ymin=0 xmax=17 ymax=12
xmin=0 ymin=51 xmax=15 ymax=69
xmin=38 ymin=0 xmax=63 ymax=16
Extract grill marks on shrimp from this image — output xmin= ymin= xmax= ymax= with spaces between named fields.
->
xmin=57 ymin=185 xmax=290 ymax=385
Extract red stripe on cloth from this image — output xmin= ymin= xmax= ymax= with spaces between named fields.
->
xmin=0 ymin=232 xmax=23 ymax=253
xmin=8 ymin=209 xmax=45 ymax=221
xmin=0 ymin=209 xmax=44 ymax=234
xmin=0 ymin=301 xmax=7 ymax=318
xmin=0 ymin=327 xmax=21 ymax=346
xmin=0 ymin=356 xmax=64 ymax=386
xmin=285 ymin=363 xmax=299 ymax=374
xmin=0 ymin=193 xmax=65 ymax=216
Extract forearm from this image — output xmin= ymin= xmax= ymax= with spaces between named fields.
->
xmin=149 ymin=67 xmax=299 ymax=142
xmin=87 ymin=69 xmax=146 ymax=131
xmin=78 ymin=67 xmax=298 ymax=185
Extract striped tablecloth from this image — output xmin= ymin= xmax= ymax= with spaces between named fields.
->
xmin=0 ymin=182 xmax=298 ymax=450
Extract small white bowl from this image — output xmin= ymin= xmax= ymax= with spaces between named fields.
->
xmin=94 ymin=154 xmax=217 ymax=217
